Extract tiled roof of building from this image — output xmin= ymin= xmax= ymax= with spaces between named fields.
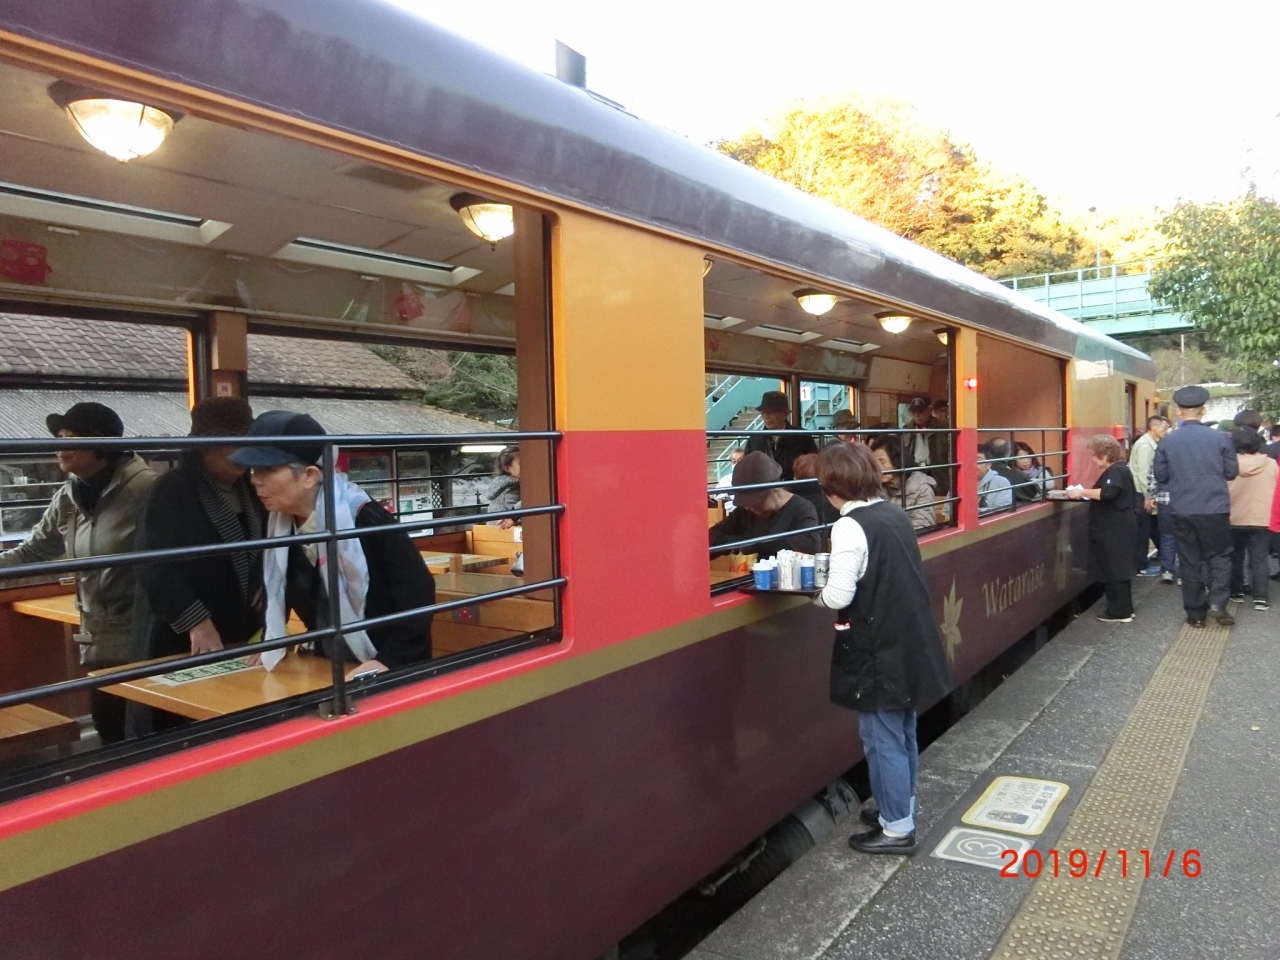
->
xmin=0 ymin=314 xmax=423 ymax=392
xmin=0 ymin=389 xmax=503 ymax=439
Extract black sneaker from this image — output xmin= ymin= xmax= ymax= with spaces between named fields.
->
xmin=1161 ymin=572 xmax=1175 ymax=584
xmin=1187 ymin=615 xmax=1205 ymax=628
xmin=1096 ymin=613 xmax=1134 ymax=623
xmin=1209 ymin=608 xmax=1235 ymax=627
xmin=1255 ymin=599 xmax=1270 ymax=612
xmin=1229 ymin=593 xmax=1246 ymax=603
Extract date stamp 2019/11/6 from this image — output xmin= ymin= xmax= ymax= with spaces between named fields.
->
xmin=999 ymin=849 xmax=1201 ymax=878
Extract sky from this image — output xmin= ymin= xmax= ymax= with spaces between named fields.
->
xmin=384 ymin=0 xmax=1280 ymax=220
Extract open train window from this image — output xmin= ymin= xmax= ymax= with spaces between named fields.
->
xmin=975 ymin=334 xmax=1067 ymax=518
xmin=0 ymin=55 xmax=560 ymax=795
xmin=703 ymin=257 xmax=956 ymax=591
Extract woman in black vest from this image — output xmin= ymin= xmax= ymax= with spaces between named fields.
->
xmin=1064 ymin=434 xmax=1139 ymax=622
xmin=815 ymin=442 xmax=951 ymax=855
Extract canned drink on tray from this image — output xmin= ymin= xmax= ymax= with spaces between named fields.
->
xmin=814 ymin=553 xmax=830 ymax=588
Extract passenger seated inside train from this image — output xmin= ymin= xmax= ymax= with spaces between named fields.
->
xmin=1014 ymin=442 xmax=1055 ymax=496
xmin=709 ymin=451 xmax=822 ymax=557
xmin=829 ymin=410 xmax=861 ymax=443
xmin=976 ymin=451 xmax=1013 ymax=516
xmin=230 ymin=411 xmax=434 ymax=678
xmin=0 ymin=401 xmax=155 ymax=743
xmin=791 ymin=453 xmax=838 ymax=526
xmin=867 ymin=435 xmax=936 ymax=531
xmin=985 ymin=437 xmax=1037 ymax=503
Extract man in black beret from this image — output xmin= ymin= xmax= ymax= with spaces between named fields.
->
xmin=710 ymin=451 xmax=822 ymax=558
xmin=745 ymin=391 xmax=817 ymax=481
xmin=1153 ymin=385 xmax=1239 ymax=627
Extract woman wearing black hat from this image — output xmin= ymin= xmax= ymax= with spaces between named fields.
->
xmin=132 ymin=398 xmax=267 ymax=729
xmin=0 ymin=402 xmax=155 ymax=742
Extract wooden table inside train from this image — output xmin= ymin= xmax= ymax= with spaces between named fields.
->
xmin=420 ymin=551 xmax=508 ymax=573
xmin=90 ymin=652 xmax=333 ymax=721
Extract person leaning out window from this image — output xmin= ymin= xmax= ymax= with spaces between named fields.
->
xmin=230 ymin=411 xmax=434 ymax=678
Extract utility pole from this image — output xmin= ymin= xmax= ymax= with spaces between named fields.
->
xmin=1088 ymin=206 xmax=1102 ymax=275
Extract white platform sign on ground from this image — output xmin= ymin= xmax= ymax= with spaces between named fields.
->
xmin=931 ymin=826 xmax=1032 ymax=869
xmin=961 ymin=775 xmax=1069 ymax=836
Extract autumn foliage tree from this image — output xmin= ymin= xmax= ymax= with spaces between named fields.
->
xmin=718 ymin=96 xmax=1092 ymax=279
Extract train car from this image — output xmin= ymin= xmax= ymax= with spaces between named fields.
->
xmin=0 ymin=3 xmax=1156 ymax=959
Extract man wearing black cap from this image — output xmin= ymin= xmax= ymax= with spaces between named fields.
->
xmin=1154 ymin=386 xmax=1239 ymax=627
xmin=229 ymin=411 xmax=434 ymax=676
xmin=745 ymin=391 xmax=817 ymax=481
xmin=710 ymin=451 xmax=822 ymax=558
xmin=0 ymin=402 xmax=155 ymax=742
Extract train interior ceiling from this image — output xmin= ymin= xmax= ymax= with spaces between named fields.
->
xmin=0 ymin=57 xmax=568 ymax=770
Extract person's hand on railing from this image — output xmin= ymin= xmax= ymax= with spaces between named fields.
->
xmin=189 ymin=618 xmax=225 ymax=655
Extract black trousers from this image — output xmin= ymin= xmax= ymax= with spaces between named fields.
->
xmin=1103 ymin=580 xmax=1133 ymax=618
xmin=1134 ymin=508 xmax=1155 ymax=569
xmin=1231 ymin=527 xmax=1271 ymax=603
xmin=1172 ymin=514 xmax=1233 ymax=616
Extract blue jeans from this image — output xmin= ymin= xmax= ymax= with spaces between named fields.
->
xmin=1157 ymin=509 xmax=1178 ymax=574
xmin=859 ymin=708 xmax=918 ymax=834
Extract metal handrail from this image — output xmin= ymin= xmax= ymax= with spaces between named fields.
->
xmin=0 ymin=429 xmax=564 ymax=724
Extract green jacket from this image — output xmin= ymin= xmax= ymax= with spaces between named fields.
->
xmin=0 ymin=454 xmax=155 ymax=664
xmin=1130 ymin=433 xmax=1158 ymax=499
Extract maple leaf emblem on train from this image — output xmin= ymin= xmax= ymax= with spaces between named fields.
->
xmin=941 ymin=578 xmax=963 ymax=665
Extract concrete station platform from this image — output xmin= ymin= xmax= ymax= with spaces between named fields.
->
xmin=689 ymin=575 xmax=1280 ymax=960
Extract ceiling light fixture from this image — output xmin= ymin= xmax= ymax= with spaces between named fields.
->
xmin=935 ymin=327 xmax=949 ymax=346
xmin=450 ymin=192 xmax=515 ymax=245
xmin=48 ymin=81 xmax=181 ymax=162
xmin=876 ymin=311 xmax=913 ymax=335
xmin=793 ymin=288 xmax=838 ymax=316
xmin=702 ymin=257 xmax=713 ymax=277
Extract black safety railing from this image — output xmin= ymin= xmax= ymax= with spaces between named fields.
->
xmin=975 ymin=427 xmax=1070 ymax=518
xmin=0 ymin=431 xmax=564 ymax=729
xmin=706 ymin=428 xmax=960 ymax=592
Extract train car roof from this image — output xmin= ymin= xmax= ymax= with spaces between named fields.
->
xmin=0 ymin=0 xmax=1154 ymax=379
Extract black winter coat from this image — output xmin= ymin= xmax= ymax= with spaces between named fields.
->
xmin=745 ymin=427 xmax=818 ymax=481
xmin=134 ymin=458 xmax=267 ymax=659
xmin=828 ymin=501 xmax=951 ymax=712
xmin=1086 ymin=462 xmax=1139 ymax=583
xmin=285 ymin=499 xmax=434 ymax=668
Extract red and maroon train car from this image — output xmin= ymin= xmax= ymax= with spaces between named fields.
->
xmin=0 ymin=3 xmax=1156 ymax=958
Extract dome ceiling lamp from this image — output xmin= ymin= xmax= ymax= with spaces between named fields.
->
xmin=450 ymin=192 xmax=516 ymax=245
xmin=48 ymin=81 xmax=181 ymax=162
xmin=934 ymin=327 xmax=949 ymax=345
xmin=793 ymin=288 xmax=839 ymax=317
xmin=876 ymin=311 xmax=913 ymax=335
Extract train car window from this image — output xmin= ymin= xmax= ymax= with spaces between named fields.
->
xmin=704 ymin=258 xmax=956 ymax=591
xmin=0 ymin=56 xmax=561 ymax=794
xmin=975 ymin=334 xmax=1068 ymax=517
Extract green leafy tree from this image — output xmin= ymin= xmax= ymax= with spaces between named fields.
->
xmin=420 ymin=352 xmax=518 ymax=423
xmin=718 ymin=95 xmax=1090 ymax=279
xmin=1149 ymin=190 xmax=1280 ymax=411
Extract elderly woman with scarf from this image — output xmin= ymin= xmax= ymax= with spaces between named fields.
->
xmin=134 ymin=398 xmax=266 ymax=668
xmin=229 ymin=411 xmax=433 ymax=677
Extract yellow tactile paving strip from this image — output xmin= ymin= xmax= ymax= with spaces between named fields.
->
xmin=989 ymin=610 xmax=1232 ymax=960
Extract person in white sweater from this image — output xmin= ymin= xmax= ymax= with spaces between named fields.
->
xmin=813 ymin=442 xmax=951 ymax=855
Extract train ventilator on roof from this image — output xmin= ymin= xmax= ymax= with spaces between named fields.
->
xmin=48 ymin=81 xmax=181 ymax=162
xmin=793 ymin=288 xmax=839 ymax=316
xmin=450 ymin=192 xmax=515 ymax=244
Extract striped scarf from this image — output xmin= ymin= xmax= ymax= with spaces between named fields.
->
xmin=192 ymin=465 xmax=262 ymax=600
